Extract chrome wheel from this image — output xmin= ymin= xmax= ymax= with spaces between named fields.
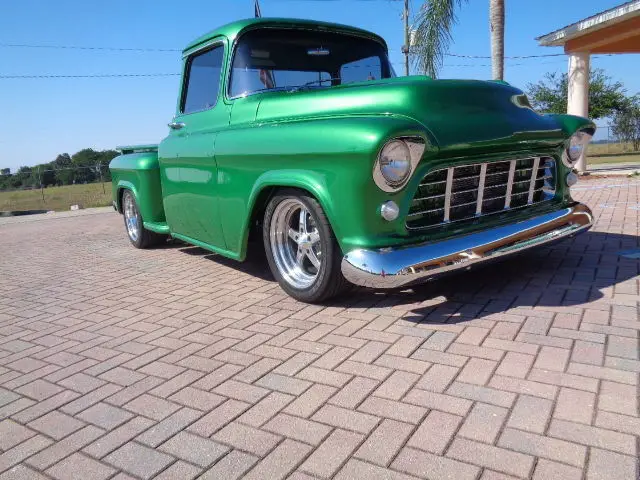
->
xmin=270 ymin=199 xmax=322 ymax=289
xmin=123 ymin=192 xmax=140 ymax=242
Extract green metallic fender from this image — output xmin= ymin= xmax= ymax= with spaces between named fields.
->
xmin=215 ymin=114 xmax=432 ymax=259
xmin=545 ymin=114 xmax=596 ymax=137
xmin=240 ymin=169 xmax=336 ymax=260
xmin=114 ymin=180 xmax=139 ymax=211
xmin=109 ymin=150 xmax=166 ymax=225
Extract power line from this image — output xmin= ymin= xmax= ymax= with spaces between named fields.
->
xmin=0 ymin=42 xmax=573 ymax=60
xmin=0 ymin=73 xmax=180 ymax=79
xmin=0 ymin=43 xmax=180 ymax=52
xmin=445 ymin=52 xmax=565 ymax=59
xmin=0 ymin=58 xmax=575 ymax=79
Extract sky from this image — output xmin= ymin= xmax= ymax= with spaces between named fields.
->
xmin=1 ymin=0 xmax=638 ymax=171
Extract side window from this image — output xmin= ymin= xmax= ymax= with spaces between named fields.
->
xmin=181 ymin=45 xmax=224 ymax=114
xmin=341 ymin=56 xmax=382 ymax=84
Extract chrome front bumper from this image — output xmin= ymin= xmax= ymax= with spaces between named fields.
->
xmin=341 ymin=203 xmax=593 ymax=289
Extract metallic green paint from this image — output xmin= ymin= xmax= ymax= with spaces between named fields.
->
xmin=171 ymin=232 xmax=241 ymax=260
xmin=109 ymin=17 xmax=595 ymax=264
xmin=142 ymin=221 xmax=170 ymax=234
xmin=110 ymin=151 xmax=165 ymax=225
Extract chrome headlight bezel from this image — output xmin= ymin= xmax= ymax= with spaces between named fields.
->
xmin=562 ymin=130 xmax=592 ymax=168
xmin=378 ymin=140 xmax=411 ymax=187
xmin=373 ymin=137 xmax=427 ymax=192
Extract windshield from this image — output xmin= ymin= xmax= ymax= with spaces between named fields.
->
xmin=229 ymin=28 xmax=395 ymax=97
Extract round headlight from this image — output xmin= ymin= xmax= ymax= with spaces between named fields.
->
xmin=564 ymin=131 xmax=590 ymax=167
xmin=379 ymin=140 xmax=411 ymax=187
xmin=568 ymin=133 xmax=586 ymax=162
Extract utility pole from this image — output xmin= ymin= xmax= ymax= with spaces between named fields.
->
xmin=402 ymin=0 xmax=410 ymax=76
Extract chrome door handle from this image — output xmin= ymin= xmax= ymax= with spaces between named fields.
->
xmin=168 ymin=122 xmax=186 ymax=130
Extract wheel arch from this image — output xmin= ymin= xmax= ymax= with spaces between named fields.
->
xmin=240 ymin=171 xmax=340 ymax=260
xmin=115 ymin=181 xmax=139 ymax=214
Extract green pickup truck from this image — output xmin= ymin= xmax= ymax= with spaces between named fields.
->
xmin=110 ymin=17 xmax=595 ymax=303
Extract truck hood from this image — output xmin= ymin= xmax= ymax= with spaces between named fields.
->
xmin=253 ymin=76 xmax=569 ymax=153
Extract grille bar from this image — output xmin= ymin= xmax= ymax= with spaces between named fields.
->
xmin=475 ymin=163 xmax=487 ymax=215
xmin=527 ymin=157 xmax=541 ymax=204
xmin=443 ymin=167 xmax=454 ymax=222
xmin=406 ymin=156 xmax=556 ymax=230
xmin=503 ymin=160 xmax=516 ymax=209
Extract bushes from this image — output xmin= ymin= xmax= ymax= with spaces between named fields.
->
xmin=0 ymin=148 xmax=118 ymax=190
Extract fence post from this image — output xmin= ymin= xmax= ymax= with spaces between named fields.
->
xmin=98 ymin=162 xmax=105 ymax=194
xmin=38 ymin=166 xmax=45 ymax=206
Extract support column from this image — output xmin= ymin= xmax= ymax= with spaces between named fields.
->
xmin=567 ymin=52 xmax=590 ymax=173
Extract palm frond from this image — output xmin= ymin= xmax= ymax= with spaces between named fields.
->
xmin=411 ymin=0 xmax=468 ymax=78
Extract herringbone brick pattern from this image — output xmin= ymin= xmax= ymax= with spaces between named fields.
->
xmin=0 ymin=176 xmax=638 ymax=479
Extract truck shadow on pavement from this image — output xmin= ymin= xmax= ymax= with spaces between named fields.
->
xmin=177 ymin=231 xmax=638 ymax=320
xmin=177 ymin=243 xmax=276 ymax=281
xmin=376 ymin=231 xmax=639 ymax=323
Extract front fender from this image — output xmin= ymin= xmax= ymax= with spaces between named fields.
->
xmin=216 ymin=114 xmax=429 ymax=259
xmin=546 ymin=114 xmax=596 ymax=137
xmin=242 ymin=169 xmax=336 ymax=259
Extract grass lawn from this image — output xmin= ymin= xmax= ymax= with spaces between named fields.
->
xmin=589 ymin=142 xmax=637 ymax=156
xmin=587 ymin=142 xmax=640 ymax=165
xmin=588 ymin=154 xmax=640 ymax=165
xmin=587 ymin=154 xmax=640 ymax=167
xmin=0 ymin=182 xmax=112 ymax=212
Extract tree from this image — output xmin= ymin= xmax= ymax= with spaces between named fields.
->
xmin=54 ymin=153 xmax=72 ymax=168
xmin=51 ymin=153 xmax=73 ymax=185
xmin=72 ymin=149 xmax=98 ymax=183
xmin=0 ymin=147 xmax=119 ymax=190
xmin=411 ymin=0 xmax=505 ymax=80
xmin=612 ymin=97 xmax=640 ymax=151
xmin=526 ymin=69 xmax=629 ymax=119
xmin=14 ymin=166 xmax=36 ymax=188
xmin=40 ymin=163 xmax=56 ymax=187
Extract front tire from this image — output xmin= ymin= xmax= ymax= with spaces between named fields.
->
xmin=263 ymin=189 xmax=349 ymax=303
xmin=122 ymin=190 xmax=166 ymax=249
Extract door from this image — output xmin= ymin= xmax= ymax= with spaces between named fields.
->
xmin=158 ymin=40 xmax=229 ymax=248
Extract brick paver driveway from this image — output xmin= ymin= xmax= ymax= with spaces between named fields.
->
xmin=1 ymin=176 xmax=638 ymax=480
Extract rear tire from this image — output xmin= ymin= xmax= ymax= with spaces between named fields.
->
xmin=263 ymin=189 xmax=349 ymax=303
xmin=122 ymin=190 xmax=166 ymax=249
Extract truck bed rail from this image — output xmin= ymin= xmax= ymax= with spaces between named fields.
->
xmin=116 ymin=144 xmax=159 ymax=155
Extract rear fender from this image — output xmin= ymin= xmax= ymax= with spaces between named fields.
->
xmin=109 ymin=151 xmax=165 ymax=223
xmin=115 ymin=180 xmax=139 ymax=213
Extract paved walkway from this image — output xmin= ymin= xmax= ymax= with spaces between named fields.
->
xmin=0 ymin=177 xmax=638 ymax=480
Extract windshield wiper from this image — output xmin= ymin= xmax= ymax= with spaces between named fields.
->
xmin=290 ymin=77 xmax=342 ymax=92
xmin=246 ymin=86 xmax=298 ymax=94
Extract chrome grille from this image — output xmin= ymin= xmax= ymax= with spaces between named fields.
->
xmin=407 ymin=157 xmax=555 ymax=229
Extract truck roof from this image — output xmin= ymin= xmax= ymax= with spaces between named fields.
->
xmin=183 ymin=17 xmax=387 ymax=54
